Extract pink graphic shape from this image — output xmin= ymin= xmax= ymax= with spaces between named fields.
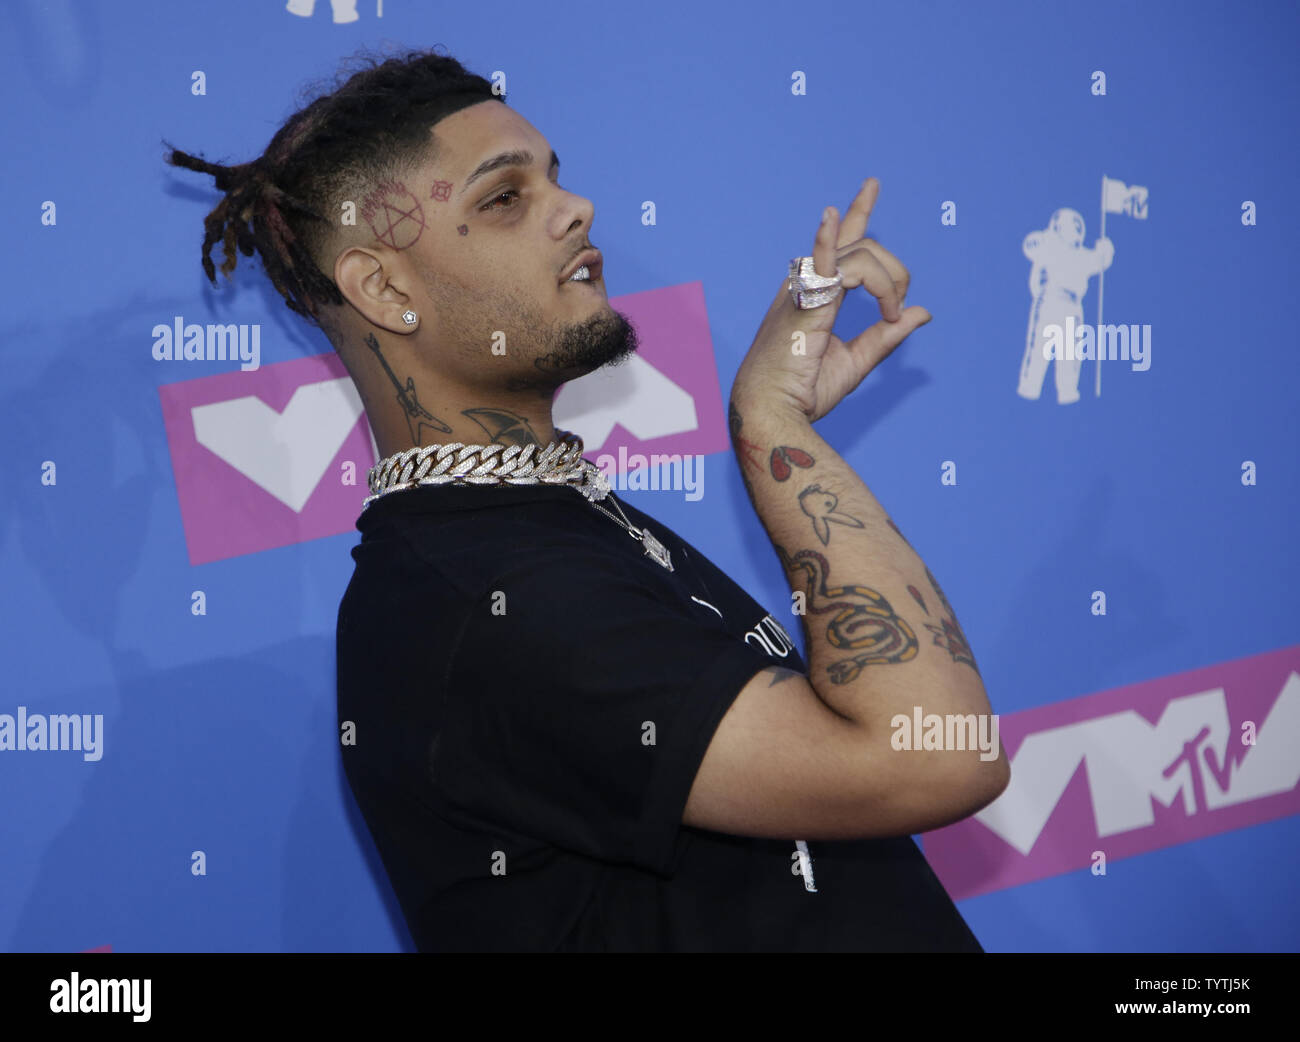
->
xmin=158 ymin=352 xmax=373 ymax=565
xmin=159 ymin=283 xmax=731 ymax=564
xmin=923 ymin=644 xmax=1300 ymax=900
xmin=560 ymin=281 xmax=731 ymax=466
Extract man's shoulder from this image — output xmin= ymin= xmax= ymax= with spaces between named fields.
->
xmin=359 ymin=497 xmax=664 ymax=596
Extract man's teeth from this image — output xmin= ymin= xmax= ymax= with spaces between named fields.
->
xmin=567 ymin=265 xmax=590 ymax=282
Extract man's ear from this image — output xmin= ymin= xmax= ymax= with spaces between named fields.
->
xmin=335 ymin=245 xmax=419 ymax=335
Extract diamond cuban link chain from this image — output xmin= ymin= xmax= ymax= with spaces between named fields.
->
xmin=363 ymin=429 xmax=673 ymax=571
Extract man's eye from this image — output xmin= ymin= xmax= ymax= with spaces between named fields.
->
xmin=481 ymin=189 xmax=520 ymax=212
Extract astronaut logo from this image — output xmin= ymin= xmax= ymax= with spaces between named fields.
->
xmin=1017 ymin=208 xmax=1113 ymax=405
xmin=285 ymin=0 xmax=362 ymax=23
xmin=1017 ymin=177 xmax=1148 ymax=403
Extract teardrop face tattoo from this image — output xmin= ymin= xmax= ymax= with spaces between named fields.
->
xmin=457 ymin=224 xmax=468 ymax=236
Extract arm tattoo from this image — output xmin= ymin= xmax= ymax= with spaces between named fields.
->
xmin=776 ymin=545 xmax=918 ymax=685
xmin=364 ymin=333 xmax=451 ymax=446
xmin=888 ymin=517 xmax=979 ymax=674
xmin=920 ymin=567 xmax=980 ymax=674
xmin=770 ymin=445 xmax=815 ymax=481
xmin=727 ymin=401 xmax=765 ymax=477
xmin=461 ymin=407 xmax=540 ymax=448
xmin=797 ymin=484 xmax=864 ymax=545
xmin=886 ymin=516 xmax=912 ymax=549
xmin=906 ymin=585 xmax=928 ymax=612
xmin=360 ymin=180 xmax=425 ymax=250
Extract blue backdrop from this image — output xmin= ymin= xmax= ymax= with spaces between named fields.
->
xmin=2 ymin=0 xmax=1297 ymax=952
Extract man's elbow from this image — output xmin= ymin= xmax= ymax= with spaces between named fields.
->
xmin=923 ymin=749 xmax=1011 ymax=826
xmin=955 ymin=750 xmax=1011 ymax=819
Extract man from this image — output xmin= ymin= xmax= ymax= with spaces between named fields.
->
xmin=167 ymin=48 xmax=1009 ymax=952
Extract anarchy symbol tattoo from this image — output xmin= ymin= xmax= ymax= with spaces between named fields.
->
xmin=361 ymin=180 xmax=426 ymax=250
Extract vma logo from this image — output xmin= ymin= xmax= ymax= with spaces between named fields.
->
xmin=158 ymin=353 xmax=374 ymax=565
xmin=923 ymin=645 xmax=1300 ymax=899
xmin=158 ymin=283 xmax=730 ymax=565
xmin=555 ymin=281 xmax=730 ymax=462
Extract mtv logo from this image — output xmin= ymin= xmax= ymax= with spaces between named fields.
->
xmin=158 ymin=282 xmax=731 ymax=564
xmin=1123 ymin=189 xmax=1148 ymax=219
xmin=923 ymin=644 xmax=1300 ymax=900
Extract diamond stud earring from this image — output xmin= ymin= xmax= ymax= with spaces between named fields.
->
xmin=401 ymin=310 xmax=418 ymax=326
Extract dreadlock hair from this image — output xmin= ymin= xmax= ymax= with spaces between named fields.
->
xmin=164 ymin=47 xmax=503 ymax=329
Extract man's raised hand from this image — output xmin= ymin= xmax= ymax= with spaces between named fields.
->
xmin=732 ymin=177 xmax=932 ymax=424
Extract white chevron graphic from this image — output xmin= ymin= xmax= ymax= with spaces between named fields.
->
xmin=191 ymin=377 xmax=365 ymax=512
xmin=553 ymin=354 xmax=698 ymax=451
xmin=973 ymin=673 xmax=1300 ymax=854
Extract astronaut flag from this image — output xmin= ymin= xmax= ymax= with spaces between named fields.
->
xmin=1096 ymin=175 xmax=1150 ymax=396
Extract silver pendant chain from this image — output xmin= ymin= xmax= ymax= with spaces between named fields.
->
xmin=364 ymin=429 xmax=673 ymax=571
xmin=588 ymin=495 xmax=675 ymax=571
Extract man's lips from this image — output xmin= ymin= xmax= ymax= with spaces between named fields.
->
xmin=560 ymin=248 xmax=602 ymax=284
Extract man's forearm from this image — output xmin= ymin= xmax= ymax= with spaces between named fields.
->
xmin=729 ymin=395 xmax=997 ymax=752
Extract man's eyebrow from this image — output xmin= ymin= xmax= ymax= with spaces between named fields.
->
xmin=459 ymin=149 xmax=560 ymax=198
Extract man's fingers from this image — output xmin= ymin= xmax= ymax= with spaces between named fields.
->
xmin=835 ymin=243 xmax=903 ymax=322
xmin=843 ymin=305 xmax=932 ymax=371
xmin=836 ymin=178 xmax=879 ymax=248
xmin=793 ymin=200 xmax=909 ymax=325
xmin=846 ymin=237 xmax=911 ymax=299
xmin=813 ymin=205 xmax=840 ymax=279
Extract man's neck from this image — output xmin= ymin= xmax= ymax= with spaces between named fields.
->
xmin=351 ymin=330 xmax=563 ymax=459
xmin=442 ymin=404 xmax=558 ymax=451
xmin=371 ymin=397 xmax=559 ymax=461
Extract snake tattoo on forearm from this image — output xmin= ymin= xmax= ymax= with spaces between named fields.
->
xmin=777 ymin=546 xmax=919 ymax=685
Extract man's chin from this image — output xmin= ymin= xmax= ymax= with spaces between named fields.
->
xmin=537 ymin=307 xmax=639 ymax=379
xmin=591 ymin=307 xmax=639 ymax=369
xmin=585 ymin=321 xmax=639 ymax=374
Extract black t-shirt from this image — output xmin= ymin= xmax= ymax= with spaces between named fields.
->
xmin=336 ymin=479 xmax=983 ymax=952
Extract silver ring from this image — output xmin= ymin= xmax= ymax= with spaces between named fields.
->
xmin=787 ymin=256 xmax=843 ymax=310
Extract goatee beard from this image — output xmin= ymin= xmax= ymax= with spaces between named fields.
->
xmin=534 ymin=306 xmax=639 ymax=379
